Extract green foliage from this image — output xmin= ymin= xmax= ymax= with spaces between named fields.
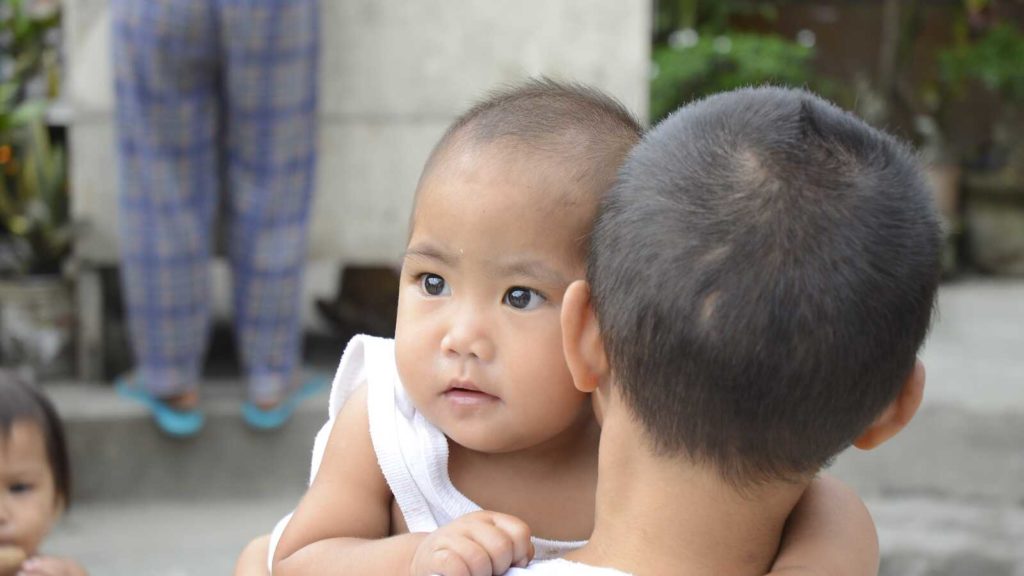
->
xmin=1 ymin=0 xmax=68 ymax=276
xmin=653 ymin=0 xmax=779 ymax=41
xmin=651 ymin=32 xmax=816 ymax=124
xmin=939 ymin=23 xmax=1024 ymax=104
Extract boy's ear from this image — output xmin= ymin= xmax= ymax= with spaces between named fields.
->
xmin=853 ymin=359 xmax=926 ymax=450
xmin=561 ymin=280 xmax=609 ymax=393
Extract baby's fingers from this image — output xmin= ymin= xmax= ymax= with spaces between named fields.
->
xmin=486 ymin=512 xmax=534 ymax=568
xmin=464 ymin=522 xmax=524 ymax=574
xmin=430 ymin=538 xmax=493 ymax=576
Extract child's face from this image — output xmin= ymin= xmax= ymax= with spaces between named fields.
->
xmin=395 ymin=144 xmax=595 ymax=453
xmin=0 ymin=421 xmax=60 ymax=559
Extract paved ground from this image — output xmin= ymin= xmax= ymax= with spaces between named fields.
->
xmin=914 ymin=278 xmax=1024 ymax=412
xmin=40 ymin=277 xmax=1024 ymax=575
xmin=50 ymin=497 xmax=298 ymax=576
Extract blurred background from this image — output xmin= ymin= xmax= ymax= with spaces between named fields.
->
xmin=1 ymin=0 xmax=1021 ymax=574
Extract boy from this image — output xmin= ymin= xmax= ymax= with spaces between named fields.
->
xmin=509 ymin=86 xmax=941 ymax=574
xmin=240 ymin=81 xmax=880 ymax=576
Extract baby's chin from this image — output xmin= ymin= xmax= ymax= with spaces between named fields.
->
xmin=0 ymin=545 xmax=27 ymax=576
xmin=444 ymin=424 xmax=537 ymax=455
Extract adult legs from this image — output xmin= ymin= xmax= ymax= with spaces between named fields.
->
xmin=113 ymin=0 xmax=221 ymax=403
xmin=219 ymin=0 xmax=320 ymax=405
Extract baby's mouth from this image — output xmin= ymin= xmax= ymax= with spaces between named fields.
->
xmin=444 ymin=380 xmax=499 ymax=404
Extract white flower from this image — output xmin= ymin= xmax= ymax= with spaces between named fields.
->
xmin=797 ymin=29 xmax=816 ymax=48
xmin=713 ymin=36 xmax=732 ymax=54
xmin=669 ymin=28 xmax=699 ymax=49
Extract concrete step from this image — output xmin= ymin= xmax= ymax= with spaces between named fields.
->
xmin=49 ymin=381 xmax=330 ymax=503
xmin=873 ymin=497 xmax=1024 ymax=576
xmin=831 ymin=400 xmax=1024 ymax=505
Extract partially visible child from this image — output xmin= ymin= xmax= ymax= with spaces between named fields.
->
xmin=241 ymin=80 xmax=881 ymax=576
xmin=506 ymin=86 xmax=942 ymax=574
xmin=0 ymin=372 xmax=88 ymax=576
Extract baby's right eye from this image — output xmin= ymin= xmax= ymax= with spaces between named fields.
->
xmin=419 ymin=273 xmax=450 ymax=297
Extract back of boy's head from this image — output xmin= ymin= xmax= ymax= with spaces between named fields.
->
xmin=0 ymin=371 xmax=72 ymax=506
xmin=420 ymin=77 xmax=644 ymax=205
xmin=588 ymin=86 xmax=942 ymax=487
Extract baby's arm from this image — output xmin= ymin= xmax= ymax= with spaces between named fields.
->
xmin=272 ymin=384 xmax=422 ymax=574
xmin=768 ymin=474 xmax=879 ymax=576
xmin=272 ymin=384 xmax=532 ymax=576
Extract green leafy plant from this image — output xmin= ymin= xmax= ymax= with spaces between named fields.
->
xmin=940 ymin=23 xmax=1024 ymax=104
xmin=651 ymin=31 xmax=816 ymax=123
xmin=649 ymin=0 xmax=827 ymax=124
xmin=938 ymin=22 xmax=1024 ymax=171
xmin=1 ymin=0 xmax=68 ymax=277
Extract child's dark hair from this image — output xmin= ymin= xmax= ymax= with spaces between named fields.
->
xmin=0 ymin=371 xmax=72 ymax=506
xmin=589 ymin=87 xmax=942 ymax=487
xmin=420 ymin=77 xmax=644 ymax=207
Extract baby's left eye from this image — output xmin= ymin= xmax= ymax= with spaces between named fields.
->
xmin=504 ymin=287 xmax=546 ymax=310
xmin=9 ymin=482 xmax=33 ymax=495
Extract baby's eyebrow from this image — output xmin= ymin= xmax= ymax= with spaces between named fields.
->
xmin=404 ymin=242 xmax=457 ymax=267
xmin=495 ymin=259 xmax=569 ymax=286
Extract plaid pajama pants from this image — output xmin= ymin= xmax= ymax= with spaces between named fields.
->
xmin=112 ymin=0 xmax=319 ymax=403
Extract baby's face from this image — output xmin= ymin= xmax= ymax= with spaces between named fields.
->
xmin=0 ymin=421 xmax=60 ymax=560
xmin=395 ymin=145 xmax=596 ymax=453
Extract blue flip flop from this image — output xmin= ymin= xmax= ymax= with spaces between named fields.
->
xmin=115 ymin=376 xmax=205 ymax=438
xmin=242 ymin=373 xmax=329 ymax=431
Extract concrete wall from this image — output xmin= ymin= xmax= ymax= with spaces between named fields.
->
xmin=64 ymin=0 xmax=651 ymax=266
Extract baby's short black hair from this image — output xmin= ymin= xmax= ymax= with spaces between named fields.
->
xmin=589 ymin=87 xmax=941 ymax=487
xmin=0 ymin=371 xmax=72 ymax=506
xmin=421 ymin=77 xmax=644 ymax=204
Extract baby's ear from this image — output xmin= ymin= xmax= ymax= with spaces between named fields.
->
xmin=853 ymin=359 xmax=926 ymax=450
xmin=561 ymin=280 xmax=609 ymax=393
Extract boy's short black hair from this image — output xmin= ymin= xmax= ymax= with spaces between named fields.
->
xmin=421 ymin=77 xmax=644 ymax=203
xmin=589 ymin=87 xmax=941 ymax=487
xmin=0 ymin=371 xmax=72 ymax=506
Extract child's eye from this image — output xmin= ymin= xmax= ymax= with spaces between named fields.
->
xmin=9 ymin=482 xmax=33 ymax=495
xmin=419 ymin=273 xmax=450 ymax=297
xmin=504 ymin=287 xmax=546 ymax=310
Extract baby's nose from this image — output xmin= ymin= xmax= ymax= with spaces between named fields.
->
xmin=441 ymin=308 xmax=495 ymax=361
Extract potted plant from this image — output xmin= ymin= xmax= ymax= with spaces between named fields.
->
xmin=939 ymin=18 xmax=1024 ymax=275
xmin=0 ymin=0 xmax=73 ymax=380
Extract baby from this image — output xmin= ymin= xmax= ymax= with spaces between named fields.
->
xmin=247 ymin=80 xmax=877 ymax=576
xmin=0 ymin=372 xmax=87 ymax=576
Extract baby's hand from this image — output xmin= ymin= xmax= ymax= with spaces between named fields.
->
xmin=15 ymin=556 xmax=88 ymax=576
xmin=411 ymin=510 xmax=534 ymax=576
xmin=0 ymin=546 xmax=27 ymax=576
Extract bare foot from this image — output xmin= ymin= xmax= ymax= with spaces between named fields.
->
xmin=251 ymin=377 xmax=306 ymax=411
xmin=161 ymin=389 xmax=200 ymax=411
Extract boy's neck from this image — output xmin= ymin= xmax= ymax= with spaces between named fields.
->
xmin=564 ymin=404 xmax=809 ymax=576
